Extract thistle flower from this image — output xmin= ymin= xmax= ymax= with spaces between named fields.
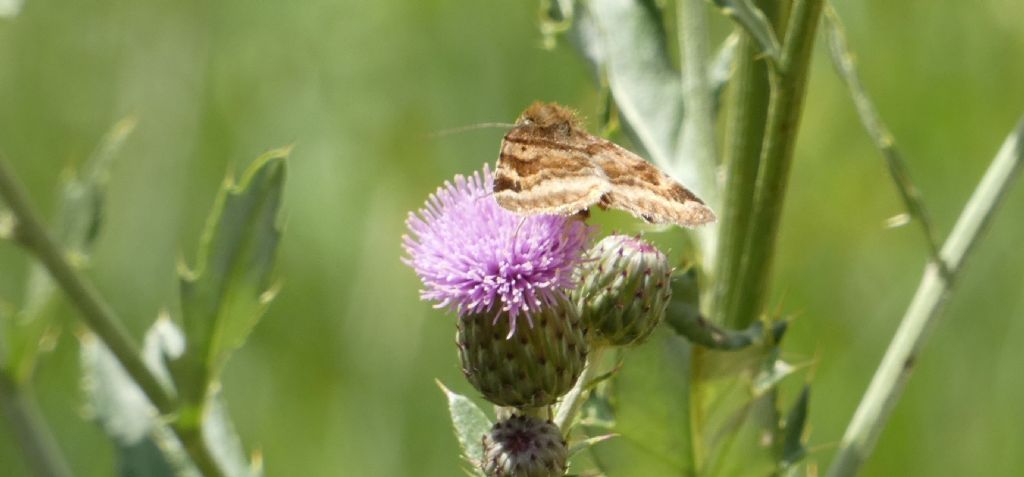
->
xmin=402 ymin=165 xmax=590 ymax=334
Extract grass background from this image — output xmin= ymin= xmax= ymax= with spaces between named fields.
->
xmin=1 ymin=0 xmax=1023 ymax=475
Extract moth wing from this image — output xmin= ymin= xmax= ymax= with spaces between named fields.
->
xmin=589 ymin=139 xmax=716 ymax=227
xmin=493 ymin=130 xmax=610 ymax=216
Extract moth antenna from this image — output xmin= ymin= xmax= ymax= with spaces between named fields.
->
xmin=511 ymin=216 xmax=528 ymax=252
xmin=425 ymin=122 xmax=517 ymax=139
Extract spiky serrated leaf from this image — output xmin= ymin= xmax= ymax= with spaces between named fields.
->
xmin=116 ymin=439 xmax=177 ymax=477
xmin=587 ymin=328 xmax=694 ymax=476
xmin=779 ymin=386 xmax=810 ymax=467
xmin=81 ymin=323 xmax=197 ymax=477
xmin=204 ymin=394 xmax=261 ymax=477
xmin=709 ymin=0 xmax=781 ymax=64
xmin=84 ymin=318 xmax=258 ymax=477
xmin=568 ymin=433 xmax=618 ymax=457
xmin=693 ymin=328 xmax=803 ymax=477
xmin=54 ymin=116 xmax=135 ymax=259
xmin=438 ymin=380 xmax=492 ymax=471
xmin=177 ymin=149 xmax=287 ymax=404
xmin=695 ymin=343 xmax=786 ymax=477
xmin=2 ymin=118 xmax=133 ymax=383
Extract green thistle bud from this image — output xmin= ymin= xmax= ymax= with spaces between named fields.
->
xmin=457 ymin=296 xmax=587 ymax=408
xmin=481 ymin=414 xmax=567 ymax=477
xmin=575 ymin=235 xmax=673 ymax=347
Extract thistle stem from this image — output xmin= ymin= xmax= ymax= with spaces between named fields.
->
xmin=554 ymin=347 xmax=606 ymax=432
xmin=826 ymin=118 xmax=1024 ymax=477
xmin=0 ymin=157 xmax=227 ymax=477
xmin=0 ymin=372 xmax=74 ymax=477
xmin=725 ymin=0 xmax=824 ymax=328
xmin=711 ymin=0 xmax=789 ymax=327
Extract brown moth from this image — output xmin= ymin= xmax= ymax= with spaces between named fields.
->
xmin=494 ymin=102 xmax=716 ymax=227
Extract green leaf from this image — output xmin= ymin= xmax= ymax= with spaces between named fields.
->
xmin=81 ymin=321 xmax=197 ymax=477
xmin=568 ymin=433 xmax=618 ymax=457
xmin=576 ymin=0 xmax=684 ymax=170
xmin=54 ymin=116 xmax=136 ymax=259
xmin=2 ymin=118 xmax=133 ymax=383
xmin=438 ymin=380 xmax=492 ymax=472
xmin=778 ymin=385 xmax=810 ymax=467
xmin=0 ymin=0 xmax=22 ymax=18
xmin=587 ymin=329 xmax=694 ymax=476
xmin=203 ymin=394 xmax=262 ymax=477
xmin=709 ymin=33 xmax=739 ymax=116
xmin=116 ymin=439 xmax=178 ymax=477
xmin=177 ymin=149 xmax=287 ymax=404
xmin=696 ymin=345 xmax=780 ymax=477
xmin=84 ymin=317 xmax=259 ymax=477
xmin=709 ymin=0 xmax=781 ymax=64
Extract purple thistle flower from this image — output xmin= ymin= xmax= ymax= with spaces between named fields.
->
xmin=402 ymin=165 xmax=590 ymax=334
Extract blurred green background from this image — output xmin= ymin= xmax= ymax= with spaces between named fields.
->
xmin=2 ymin=0 xmax=1023 ymax=475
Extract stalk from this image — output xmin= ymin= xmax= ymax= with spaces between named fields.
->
xmin=725 ymin=0 xmax=824 ymax=328
xmin=827 ymin=118 xmax=1024 ymax=477
xmin=553 ymin=347 xmax=606 ymax=432
xmin=0 ymin=157 xmax=226 ymax=477
xmin=711 ymin=0 xmax=789 ymax=327
xmin=0 ymin=372 xmax=74 ymax=477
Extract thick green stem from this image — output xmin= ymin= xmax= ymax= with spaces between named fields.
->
xmin=0 ymin=157 xmax=226 ymax=477
xmin=726 ymin=0 xmax=824 ymax=328
xmin=711 ymin=0 xmax=788 ymax=326
xmin=827 ymin=118 xmax=1024 ymax=477
xmin=0 ymin=372 xmax=74 ymax=477
xmin=553 ymin=347 xmax=606 ymax=432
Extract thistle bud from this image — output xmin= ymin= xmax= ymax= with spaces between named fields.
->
xmin=575 ymin=235 xmax=672 ymax=347
xmin=481 ymin=414 xmax=567 ymax=477
xmin=457 ymin=295 xmax=587 ymax=408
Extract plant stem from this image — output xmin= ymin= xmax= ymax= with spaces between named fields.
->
xmin=826 ymin=117 xmax=1024 ymax=477
xmin=0 ymin=157 xmax=227 ymax=477
xmin=0 ymin=159 xmax=173 ymax=413
xmin=711 ymin=0 xmax=788 ymax=326
xmin=0 ymin=371 xmax=74 ymax=477
xmin=726 ymin=0 xmax=824 ymax=329
xmin=554 ymin=347 xmax=606 ymax=432
xmin=822 ymin=6 xmax=948 ymax=279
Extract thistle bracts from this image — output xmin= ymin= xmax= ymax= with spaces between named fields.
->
xmin=458 ymin=295 xmax=587 ymax=408
xmin=481 ymin=414 xmax=567 ymax=477
xmin=575 ymin=235 xmax=672 ymax=347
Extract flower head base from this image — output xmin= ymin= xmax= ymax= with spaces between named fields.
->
xmin=403 ymin=165 xmax=590 ymax=333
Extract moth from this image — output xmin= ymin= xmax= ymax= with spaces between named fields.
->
xmin=493 ymin=102 xmax=716 ymax=227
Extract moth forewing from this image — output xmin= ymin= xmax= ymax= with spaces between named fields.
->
xmin=589 ymin=140 xmax=717 ymax=227
xmin=493 ymin=101 xmax=715 ymax=228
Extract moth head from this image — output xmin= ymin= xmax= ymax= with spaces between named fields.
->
xmin=516 ymin=101 xmax=581 ymax=138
